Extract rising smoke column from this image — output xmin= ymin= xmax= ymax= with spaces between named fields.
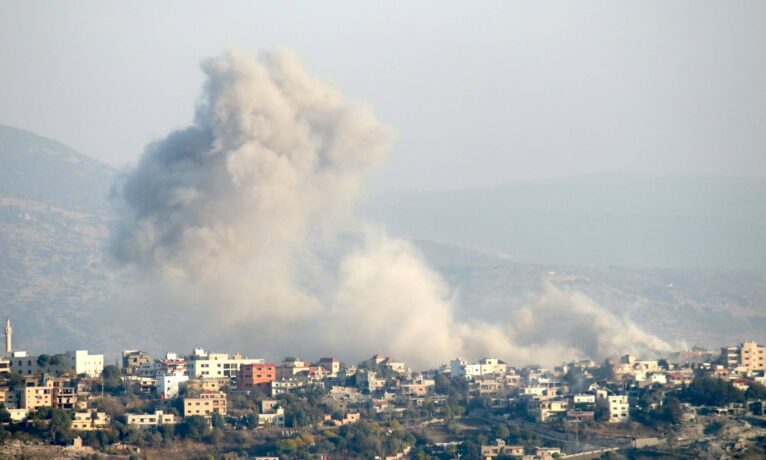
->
xmin=111 ymin=49 xmax=670 ymax=368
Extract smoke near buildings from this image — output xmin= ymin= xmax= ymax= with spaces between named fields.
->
xmin=110 ymin=50 xmax=670 ymax=368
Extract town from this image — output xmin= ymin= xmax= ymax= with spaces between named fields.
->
xmin=1 ymin=319 xmax=765 ymax=459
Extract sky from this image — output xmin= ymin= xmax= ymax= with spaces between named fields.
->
xmin=0 ymin=1 xmax=764 ymax=192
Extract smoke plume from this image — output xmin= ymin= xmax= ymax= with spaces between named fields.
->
xmin=111 ymin=50 xmax=670 ymax=368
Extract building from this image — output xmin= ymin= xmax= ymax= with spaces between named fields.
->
xmin=238 ymin=363 xmax=276 ymax=392
xmin=187 ymin=349 xmax=263 ymax=379
xmin=450 ymin=357 xmax=507 ymax=379
xmin=71 ymin=410 xmax=110 ymax=431
xmin=318 ymin=357 xmax=341 ymax=376
xmin=739 ymin=341 xmax=766 ymax=373
xmin=480 ymin=439 xmax=524 ymax=458
xmin=270 ymin=379 xmax=304 ymax=396
xmin=401 ymin=377 xmax=435 ymax=398
xmin=278 ymin=357 xmax=310 ymax=379
xmin=183 ymin=391 xmax=227 ymax=417
xmin=122 ymin=350 xmax=152 ymax=375
xmin=21 ymin=385 xmax=53 ymax=411
xmin=720 ymin=341 xmax=766 ymax=373
xmin=536 ymin=399 xmax=569 ymax=422
xmin=608 ymin=395 xmax=629 ymax=423
xmin=157 ymin=372 xmax=189 ymax=399
xmin=7 ymin=408 xmax=27 ymax=422
xmin=356 ymin=369 xmax=386 ymax=393
xmin=258 ymin=406 xmax=285 ymax=428
xmin=126 ymin=410 xmax=178 ymax=427
xmin=11 ymin=350 xmax=103 ymax=377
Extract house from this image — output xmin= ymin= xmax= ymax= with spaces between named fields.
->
xmin=258 ymin=407 xmax=285 ymax=427
xmin=270 ymin=379 xmax=304 ymax=396
xmin=401 ymin=377 xmax=435 ymax=398
xmin=480 ymin=439 xmax=524 ymax=458
xmin=535 ymin=399 xmax=568 ymax=422
xmin=121 ymin=350 xmax=152 ymax=375
xmin=126 ymin=410 xmax=179 ymax=427
xmin=71 ymin=410 xmax=110 ymax=431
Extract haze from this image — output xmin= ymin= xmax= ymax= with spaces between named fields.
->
xmin=1 ymin=1 xmax=765 ymax=192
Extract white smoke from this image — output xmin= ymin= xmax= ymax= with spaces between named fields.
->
xmin=111 ymin=49 xmax=670 ymax=368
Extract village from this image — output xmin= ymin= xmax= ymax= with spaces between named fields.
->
xmin=1 ymin=318 xmax=766 ymax=459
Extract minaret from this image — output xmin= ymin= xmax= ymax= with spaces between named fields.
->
xmin=5 ymin=319 xmax=11 ymax=355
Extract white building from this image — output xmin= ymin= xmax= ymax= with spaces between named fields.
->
xmin=11 ymin=350 xmax=103 ymax=377
xmin=126 ymin=410 xmax=178 ymax=427
xmin=608 ymin=395 xmax=629 ymax=423
xmin=450 ymin=357 xmax=507 ymax=379
xmin=258 ymin=407 xmax=285 ymax=427
xmin=187 ymin=349 xmax=264 ymax=379
xmin=157 ymin=372 xmax=189 ymax=399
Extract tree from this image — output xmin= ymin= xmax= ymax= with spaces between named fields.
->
xmin=211 ymin=412 xmax=226 ymax=429
xmin=661 ymin=398 xmax=683 ymax=424
xmin=0 ymin=404 xmax=11 ymax=424
xmin=745 ymin=382 xmax=766 ymax=400
xmin=47 ymin=408 xmax=74 ymax=445
xmin=178 ymin=415 xmax=210 ymax=441
xmin=680 ymin=376 xmax=745 ymax=406
xmin=100 ymin=365 xmax=123 ymax=394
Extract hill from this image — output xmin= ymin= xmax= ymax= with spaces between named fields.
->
xmin=0 ymin=125 xmax=119 ymax=353
xmin=361 ymin=173 xmax=766 ymax=271
xmin=0 ymin=124 xmax=763 ymax=357
xmin=0 ymin=125 xmax=115 ymax=213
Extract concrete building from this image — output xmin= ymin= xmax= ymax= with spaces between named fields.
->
xmin=480 ymin=439 xmax=524 ymax=458
xmin=11 ymin=350 xmax=103 ymax=377
xmin=536 ymin=399 xmax=569 ymax=422
xmin=238 ymin=363 xmax=276 ymax=392
xmin=126 ymin=410 xmax=178 ymax=427
xmin=157 ymin=372 xmax=189 ymax=399
xmin=122 ymin=350 xmax=152 ymax=375
xmin=270 ymin=379 xmax=305 ymax=396
xmin=450 ymin=357 xmax=507 ymax=379
xmin=183 ymin=391 xmax=227 ymax=417
xmin=278 ymin=357 xmax=310 ymax=379
xmin=258 ymin=407 xmax=285 ymax=427
xmin=720 ymin=341 xmax=766 ymax=373
xmin=318 ymin=357 xmax=341 ymax=376
xmin=7 ymin=408 xmax=27 ymax=422
xmin=21 ymin=385 xmax=52 ymax=411
xmin=187 ymin=349 xmax=263 ymax=379
xmin=608 ymin=395 xmax=629 ymax=423
xmin=401 ymin=377 xmax=435 ymax=398
xmin=71 ymin=410 xmax=110 ymax=431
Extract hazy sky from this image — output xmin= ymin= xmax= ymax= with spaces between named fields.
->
xmin=1 ymin=1 xmax=764 ymax=192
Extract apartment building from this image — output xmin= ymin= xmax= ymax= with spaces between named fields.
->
xmin=238 ymin=363 xmax=276 ymax=392
xmin=183 ymin=391 xmax=227 ymax=417
xmin=157 ymin=372 xmax=189 ymax=399
xmin=187 ymin=349 xmax=263 ymax=379
xmin=11 ymin=350 xmax=103 ymax=377
xmin=608 ymin=395 xmax=630 ymax=423
xmin=450 ymin=357 xmax=507 ymax=379
xmin=21 ymin=385 xmax=52 ymax=411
